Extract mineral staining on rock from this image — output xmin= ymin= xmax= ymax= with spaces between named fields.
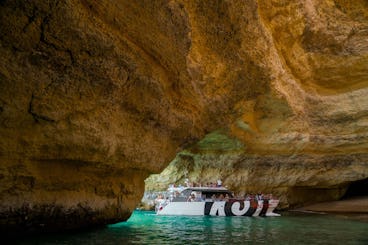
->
xmin=0 ymin=0 xmax=367 ymax=232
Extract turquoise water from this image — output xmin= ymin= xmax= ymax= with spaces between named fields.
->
xmin=15 ymin=211 xmax=367 ymax=244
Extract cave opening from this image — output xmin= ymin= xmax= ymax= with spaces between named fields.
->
xmin=342 ymin=178 xmax=368 ymax=199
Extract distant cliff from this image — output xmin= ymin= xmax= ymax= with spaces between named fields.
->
xmin=0 ymin=0 xmax=367 ymax=233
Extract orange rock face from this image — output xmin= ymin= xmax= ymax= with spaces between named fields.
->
xmin=0 ymin=0 xmax=367 ymax=232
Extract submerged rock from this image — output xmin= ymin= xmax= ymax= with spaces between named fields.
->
xmin=0 ymin=0 xmax=367 ymax=232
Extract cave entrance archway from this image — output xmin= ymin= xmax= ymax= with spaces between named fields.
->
xmin=342 ymin=178 xmax=368 ymax=199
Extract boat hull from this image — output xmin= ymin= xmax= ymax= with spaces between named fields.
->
xmin=156 ymin=199 xmax=280 ymax=217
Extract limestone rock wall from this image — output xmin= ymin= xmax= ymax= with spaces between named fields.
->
xmin=0 ymin=0 xmax=367 ymax=232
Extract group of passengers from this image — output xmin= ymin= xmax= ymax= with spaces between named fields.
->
xmin=184 ymin=178 xmax=223 ymax=188
xmin=244 ymin=193 xmax=273 ymax=201
xmin=210 ymin=193 xmax=230 ymax=202
xmin=187 ymin=192 xmax=231 ymax=202
xmin=186 ymin=193 xmax=274 ymax=202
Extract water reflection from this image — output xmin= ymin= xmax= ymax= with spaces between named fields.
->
xmin=109 ymin=211 xmax=368 ymax=245
xmin=14 ymin=211 xmax=368 ymax=244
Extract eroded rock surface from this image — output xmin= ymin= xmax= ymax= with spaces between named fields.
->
xmin=0 ymin=0 xmax=367 ymax=232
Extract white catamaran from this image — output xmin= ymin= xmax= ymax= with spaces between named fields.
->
xmin=155 ymin=186 xmax=280 ymax=217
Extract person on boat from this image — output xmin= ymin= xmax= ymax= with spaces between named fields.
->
xmin=217 ymin=179 xmax=222 ymax=187
xmin=201 ymin=193 xmax=206 ymax=201
xmin=218 ymin=194 xmax=224 ymax=201
xmin=256 ymin=192 xmax=263 ymax=201
xmin=250 ymin=193 xmax=255 ymax=200
xmin=195 ymin=193 xmax=203 ymax=202
xmin=245 ymin=194 xmax=250 ymax=201
xmin=224 ymin=193 xmax=230 ymax=201
xmin=154 ymin=194 xmax=165 ymax=207
xmin=187 ymin=193 xmax=195 ymax=202
xmin=211 ymin=194 xmax=217 ymax=201
xmin=185 ymin=178 xmax=190 ymax=187
xmin=174 ymin=191 xmax=180 ymax=198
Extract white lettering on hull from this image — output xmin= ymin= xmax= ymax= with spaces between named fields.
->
xmin=231 ymin=201 xmax=250 ymax=216
xmin=209 ymin=201 xmax=226 ymax=216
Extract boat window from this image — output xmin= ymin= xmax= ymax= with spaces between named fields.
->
xmin=180 ymin=189 xmax=192 ymax=197
xmin=170 ymin=188 xmax=233 ymax=202
xmin=201 ymin=191 xmax=233 ymax=200
xmin=171 ymin=189 xmax=191 ymax=202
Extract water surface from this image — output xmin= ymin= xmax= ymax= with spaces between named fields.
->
xmin=15 ymin=211 xmax=368 ymax=244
